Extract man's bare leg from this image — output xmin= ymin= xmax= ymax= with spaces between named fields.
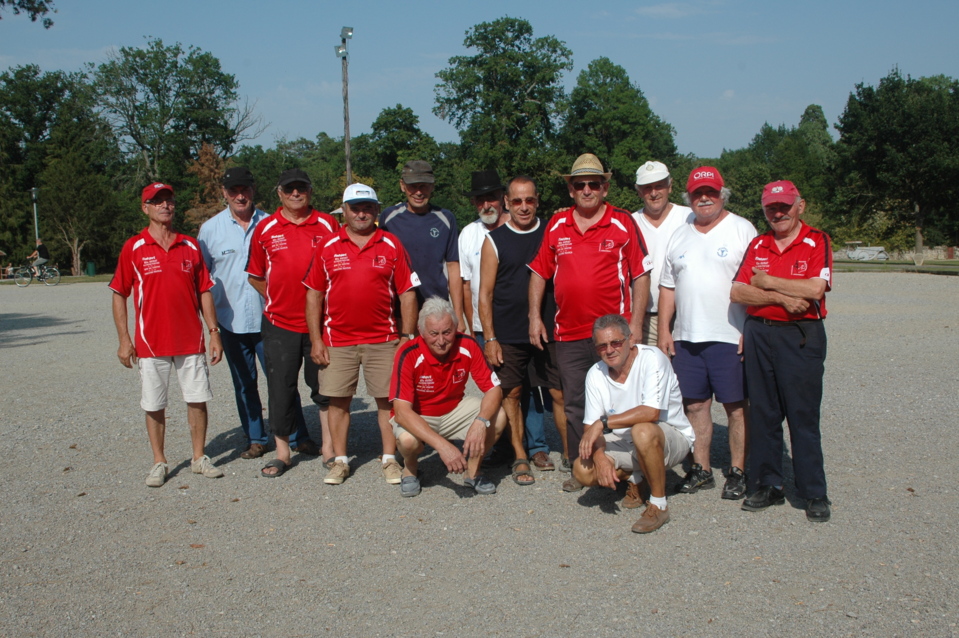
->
xmin=723 ymin=399 xmax=748 ymax=470
xmin=684 ymin=397 xmax=714 ymax=471
xmin=374 ymin=397 xmax=397 ymax=456
xmin=549 ymin=388 xmax=569 ymax=460
xmin=186 ymin=402 xmax=208 ymax=461
xmin=631 ymin=422 xmax=667 ymax=499
xmin=145 ymin=409 xmax=167 ymax=464
xmin=397 ymin=432 xmax=424 ymax=478
xmin=327 ymin=396 xmax=352 ymax=457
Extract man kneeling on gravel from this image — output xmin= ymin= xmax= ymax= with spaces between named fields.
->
xmin=390 ymin=297 xmax=508 ymax=497
xmin=573 ymin=314 xmax=695 ymax=533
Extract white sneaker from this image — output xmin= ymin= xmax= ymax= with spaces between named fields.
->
xmin=191 ymin=455 xmax=224 ymax=478
xmin=146 ymin=462 xmax=168 ymax=487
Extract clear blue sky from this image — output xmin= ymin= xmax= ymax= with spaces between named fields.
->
xmin=2 ymin=0 xmax=956 ymax=159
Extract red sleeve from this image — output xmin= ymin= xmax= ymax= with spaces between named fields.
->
xmin=527 ymin=223 xmax=555 ymax=279
xmin=108 ymin=239 xmax=134 ymax=297
xmin=389 ymin=341 xmax=419 ymax=404
xmin=246 ymin=222 xmax=267 ymax=278
xmin=302 ymin=244 xmax=329 ymax=292
xmin=622 ymin=212 xmax=651 ymax=280
xmin=190 ymin=239 xmax=215 ymax=294
xmin=466 ymin=337 xmax=499 ymax=393
xmin=733 ymin=239 xmax=760 ymax=285
xmin=819 ymin=233 xmax=833 ymax=292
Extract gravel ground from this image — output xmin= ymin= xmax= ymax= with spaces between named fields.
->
xmin=1 ymin=272 xmax=957 ymax=637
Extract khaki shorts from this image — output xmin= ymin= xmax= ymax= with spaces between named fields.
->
xmin=392 ymin=396 xmax=483 ymax=441
xmin=642 ymin=314 xmax=659 ymax=347
xmin=603 ymin=423 xmax=691 ymax=479
xmin=319 ymin=341 xmax=397 ymax=398
xmin=138 ymin=354 xmax=213 ymax=412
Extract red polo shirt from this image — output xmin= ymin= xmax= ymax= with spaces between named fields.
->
xmin=246 ymin=208 xmax=339 ymax=333
xmin=109 ymin=228 xmax=214 ymax=358
xmin=733 ymin=222 xmax=832 ymax=321
xmin=528 ymin=203 xmax=652 ymax=341
xmin=303 ymin=227 xmax=420 ymax=346
xmin=390 ymin=334 xmax=500 ymax=417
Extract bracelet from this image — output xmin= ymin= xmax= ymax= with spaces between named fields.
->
xmin=209 ymin=327 xmax=220 ymax=334
xmin=486 ymin=336 xmax=497 ymax=342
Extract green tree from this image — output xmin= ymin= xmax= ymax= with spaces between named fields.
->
xmin=560 ymin=57 xmax=677 ymax=209
xmin=434 ymin=16 xmax=573 ymax=211
xmin=0 ymin=0 xmax=55 ymax=28
xmin=90 ymin=38 xmax=263 ymax=181
xmin=835 ymin=69 xmax=959 ymax=254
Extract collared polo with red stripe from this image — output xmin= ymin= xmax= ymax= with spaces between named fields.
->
xmin=528 ymin=203 xmax=653 ymax=341
xmin=109 ymin=228 xmax=214 ymax=358
xmin=390 ymin=334 xmax=500 ymax=417
xmin=302 ymin=227 xmax=420 ymax=346
xmin=246 ymin=208 xmax=339 ymax=333
xmin=733 ymin=222 xmax=832 ymax=321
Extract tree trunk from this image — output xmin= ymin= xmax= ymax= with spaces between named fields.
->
xmin=914 ymin=202 xmax=924 ymax=266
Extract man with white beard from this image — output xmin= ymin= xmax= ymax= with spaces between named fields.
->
xmin=458 ymin=170 xmax=509 ymax=345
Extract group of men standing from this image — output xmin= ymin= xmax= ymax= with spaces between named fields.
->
xmin=110 ymin=151 xmax=833 ymax=532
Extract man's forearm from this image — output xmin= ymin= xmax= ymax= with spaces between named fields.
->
xmin=248 ymin=275 xmax=267 ymax=298
xmin=753 ymin=273 xmax=826 ymax=300
xmin=305 ymin=288 xmax=325 ymax=345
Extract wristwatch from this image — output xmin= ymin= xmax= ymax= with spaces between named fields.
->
xmin=600 ymin=414 xmax=611 ymax=434
xmin=475 ymin=416 xmax=491 ymax=428
xmin=402 ymin=333 xmax=415 ymax=339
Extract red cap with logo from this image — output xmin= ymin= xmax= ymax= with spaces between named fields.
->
xmin=686 ymin=167 xmax=724 ymax=193
xmin=761 ymin=180 xmax=801 ymax=207
xmin=142 ymin=182 xmax=174 ymax=202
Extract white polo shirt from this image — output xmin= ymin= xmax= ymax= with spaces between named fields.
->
xmin=632 ymin=204 xmax=691 ymax=314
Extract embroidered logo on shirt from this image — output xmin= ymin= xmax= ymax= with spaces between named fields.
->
xmin=717 ymin=247 xmax=728 ymax=258
xmin=373 ymin=255 xmax=387 ymax=268
xmin=556 ymin=237 xmax=573 ymax=256
xmin=453 ymin=369 xmax=467 ymax=384
xmin=181 ymin=260 xmax=193 ymax=273
xmin=430 ymin=227 xmax=440 ymax=238
xmin=599 ymin=239 xmax=615 ymax=253
xmin=791 ymin=260 xmax=808 ymax=275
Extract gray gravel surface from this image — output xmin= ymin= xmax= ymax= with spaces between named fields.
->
xmin=1 ymin=272 xmax=957 ymax=637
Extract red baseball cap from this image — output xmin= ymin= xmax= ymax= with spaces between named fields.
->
xmin=686 ymin=166 xmax=724 ymax=193
xmin=761 ymin=180 xmax=801 ymax=207
xmin=142 ymin=182 xmax=174 ymax=202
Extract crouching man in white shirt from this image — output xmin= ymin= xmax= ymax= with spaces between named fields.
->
xmin=573 ymin=314 xmax=695 ymax=533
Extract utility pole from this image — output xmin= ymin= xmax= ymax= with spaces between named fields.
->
xmin=29 ymin=187 xmax=39 ymax=241
xmin=334 ymin=27 xmax=354 ymax=185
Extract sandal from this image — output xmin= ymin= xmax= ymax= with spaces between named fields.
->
xmin=260 ymin=459 xmax=288 ymax=478
xmin=510 ymin=459 xmax=535 ymax=486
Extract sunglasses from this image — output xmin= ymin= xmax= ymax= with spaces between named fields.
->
xmin=280 ymin=182 xmax=311 ymax=194
xmin=145 ymin=198 xmax=176 ymax=206
xmin=594 ymin=338 xmax=626 ymax=353
xmin=509 ymin=197 xmax=538 ymax=206
xmin=571 ymin=180 xmax=604 ymax=191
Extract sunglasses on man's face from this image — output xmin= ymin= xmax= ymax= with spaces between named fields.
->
xmin=571 ymin=180 xmax=604 ymax=191
xmin=280 ymin=182 xmax=311 ymax=194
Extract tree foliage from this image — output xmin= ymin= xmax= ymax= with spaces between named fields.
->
xmin=0 ymin=0 xmax=55 ymax=28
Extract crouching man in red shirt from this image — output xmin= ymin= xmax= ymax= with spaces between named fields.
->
xmin=390 ymin=297 xmax=508 ymax=497
xmin=110 ymin=182 xmax=224 ymax=488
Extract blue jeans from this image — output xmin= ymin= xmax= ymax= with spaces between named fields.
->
xmin=220 ymin=326 xmax=311 ymax=447
xmin=523 ymin=386 xmax=548 ymax=456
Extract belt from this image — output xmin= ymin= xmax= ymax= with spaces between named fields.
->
xmin=747 ymin=315 xmax=822 ymax=347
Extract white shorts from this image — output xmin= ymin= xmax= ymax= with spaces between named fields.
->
xmin=138 ymin=354 xmax=213 ymax=411
xmin=392 ymin=396 xmax=483 ymax=442
xmin=604 ymin=423 xmax=691 ymax=479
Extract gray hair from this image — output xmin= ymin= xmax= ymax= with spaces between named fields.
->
xmin=683 ymin=186 xmax=731 ymax=205
xmin=592 ymin=314 xmax=631 ymax=339
xmin=417 ymin=296 xmax=457 ymax=334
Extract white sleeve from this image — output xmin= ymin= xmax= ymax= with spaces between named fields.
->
xmin=639 ymin=350 xmax=670 ymax=413
xmin=583 ymin=366 xmax=606 ymax=425
xmin=659 ymin=235 xmax=677 ymax=289
xmin=458 ymin=226 xmax=473 ymax=281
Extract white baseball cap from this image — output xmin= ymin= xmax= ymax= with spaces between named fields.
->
xmin=342 ymin=183 xmax=379 ymax=204
xmin=635 ymin=161 xmax=671 ymax=186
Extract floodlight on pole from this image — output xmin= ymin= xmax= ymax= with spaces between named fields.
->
xmin=336 ymin=26 xmax=354 ymax=185
xmin=29 ymin=187 xmax=39 ymax=241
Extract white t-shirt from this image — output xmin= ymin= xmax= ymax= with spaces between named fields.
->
xmin=458 ymin=219 xmax=492 ymax=333
xmin=659 ymin=211 xmax=757 ymax=344
xmin=584 ymin=344 xmax=695 ymax=446
xmin=632 ymin=204 xmax=692 ymax=314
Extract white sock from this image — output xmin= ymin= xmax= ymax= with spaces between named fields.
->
xmin=335 ymin=456 xmax=348 ymax=464
xmin=649 ymin=495 xmax=668 ymax=510
xmin=382 ymin=454 xmax=396 ymax=465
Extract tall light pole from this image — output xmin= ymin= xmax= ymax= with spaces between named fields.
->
xmin=29 ymin=187 xmax=39 ymax=241
xmin=334 ymin=26 xmax=354 ymax=185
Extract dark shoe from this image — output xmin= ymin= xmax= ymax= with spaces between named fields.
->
xmin=293 ymin=439 xmax=320 ymax=456
xmin=400 ymin=475 xmax=421 ymax=497
xmin=622 ymin=481 xmax=645 ymax=509
xmin=562 ymin=476 xmax=583 ymax=492
xmin=240 ymin=443 xmax=267 ymax=459
xmin=677 ymin=463 xmax=715 ymax=493
xmin=560 ymin=456 xmax=572 ymax=473
xmin=721 ymin=466 xmax=747 ymax=500
xmin=464 ymin=475 xmax=496 ymax=495
xmin=631 ymin=502 xmax=670 ymax=533
xmin=531 ymin=451 xmax=555 ymax=471
xmin=741 ymin=485 xmax=786 ymax=511
xmin=806 ymin=497 xmax=831 ymax=522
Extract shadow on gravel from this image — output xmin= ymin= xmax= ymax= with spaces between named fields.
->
xmin=0 ymin=312 xmax=87 ymax=348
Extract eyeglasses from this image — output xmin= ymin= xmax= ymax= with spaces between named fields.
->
xmin=509 ymin=197 xmax=538 ymax=206
xmin=145 ymin=198 xmax=176 ymax=206
xmin=594 ymin=338 xmax=626 ymax=352
xmin=280 ymin=182 xmax=311 ymax=194
xmin=571 ymin=180 xmax=604 ymax=191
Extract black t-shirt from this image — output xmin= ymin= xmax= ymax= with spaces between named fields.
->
xmin=488 ymin=220 xmax=556 ymax=344
xmin=36 ymin=243 xmax=50 ymax=260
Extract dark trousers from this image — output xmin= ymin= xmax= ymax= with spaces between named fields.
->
xmin=261 ymin=318 xmax=325 ymax=441
xmin=743 ymin=317 xmax=828 ymax=499
xmin=556 ymin=338 xmax=600 ymax=461
xmin=219 ymin=327 xmax=269 ymax=446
